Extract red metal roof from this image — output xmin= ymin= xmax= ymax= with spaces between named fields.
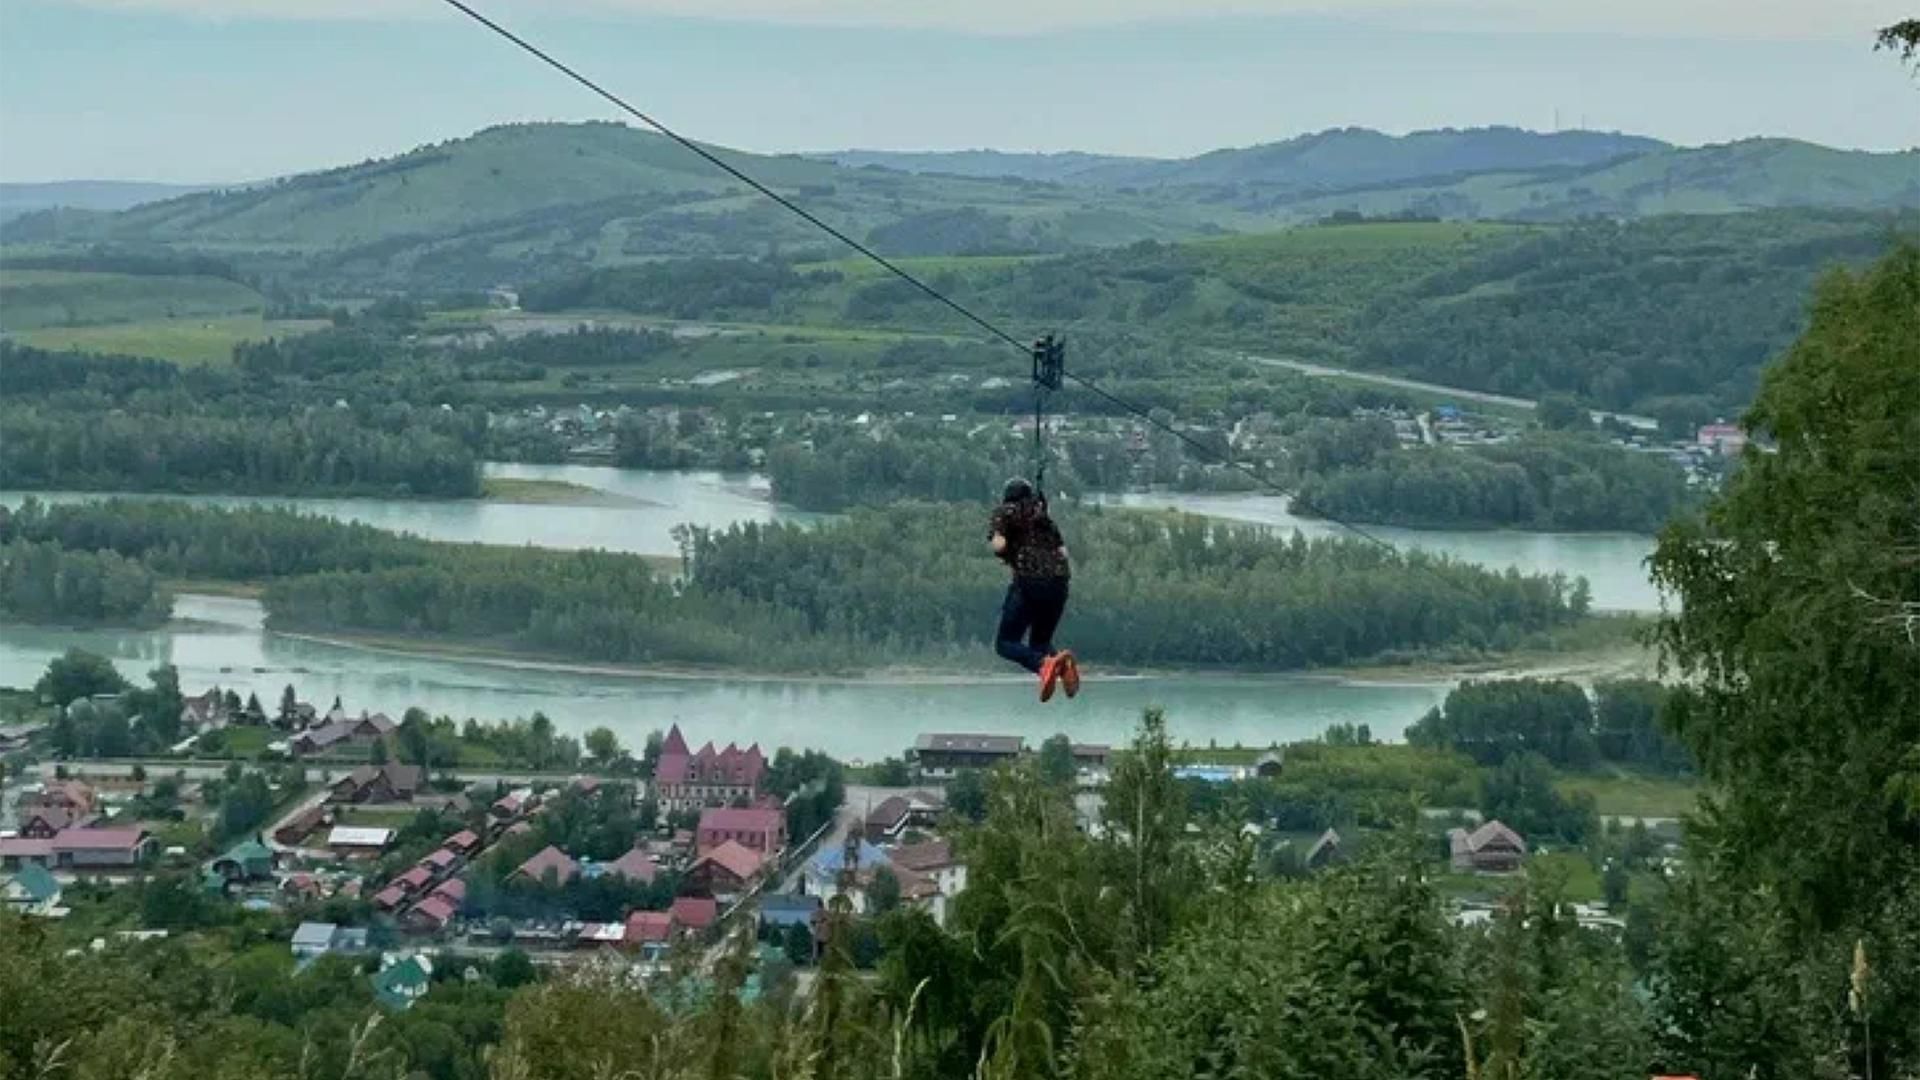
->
xmin=604 ymin=848 xmax=658 ymax=883
xmin=51 ymin=828 xmax=147 ymax=851
xmin=697 ymin=806 xmax=783 ymax=834
xmin=410 ymin=895 xmax=457 ymax=925
xmin=514 ymin=845 xmax=580 ymax=883
xmin=669 ymin=895 xmax=718 ymax=930
xmin=693 ymin=840 xmax=763 ymax=883
xmin=625 ymin=909 xmax=674 ymax=944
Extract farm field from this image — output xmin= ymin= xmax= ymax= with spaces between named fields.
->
xmin=6 ymin=314 xmax=330 ymax=365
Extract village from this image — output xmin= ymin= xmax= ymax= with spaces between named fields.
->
xmin=1 ymin=677 xmax=1682 ymax=1014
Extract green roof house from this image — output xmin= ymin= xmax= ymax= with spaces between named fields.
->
xmin=2 ymin=863 xmax=63 ymax=917
xmin=373 ymin=953 xmax=434 ymax=1011
xmin=208 ymin=838 xmax=277 ymax=883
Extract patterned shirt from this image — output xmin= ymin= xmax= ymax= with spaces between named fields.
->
xmin=989 ymin=498 xmax=1070 ymax=581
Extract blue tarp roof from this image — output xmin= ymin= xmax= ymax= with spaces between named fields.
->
xmin=807 ymin=839 xmax=889 ymax=876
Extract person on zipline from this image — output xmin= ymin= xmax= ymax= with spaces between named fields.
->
xmin=989 ymin=478 xmax=1079 ymax=701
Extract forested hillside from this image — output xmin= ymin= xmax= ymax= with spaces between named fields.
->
xmin=532 ymin=211 xmax=1911 ymax=418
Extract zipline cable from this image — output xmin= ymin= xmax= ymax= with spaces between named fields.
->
xmin=436 ymin=0 xmax=1412 ymax=558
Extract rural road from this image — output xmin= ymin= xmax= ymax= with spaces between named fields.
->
xmin=1235 ymin=350 xmax=1660 ymax=432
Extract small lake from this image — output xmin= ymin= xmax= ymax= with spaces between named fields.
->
xmin=0 ymin=595 xmax=1450 ymax=761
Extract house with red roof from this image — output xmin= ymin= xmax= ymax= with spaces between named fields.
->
xmin=687 ymin=839 xmax=763 ymax=897
xmin=420 ymin=848 xmax=459 ymax=872
xmin=430 ymin=878 xmax=467 ymax=906
xmin=624 ymin=909 xmax=675 ymax=959
xmin=19 ymin=781 xmax=96 ymax=817
xmin=1449 ymin=821 xmax=1528 ymax=873
xmin=372 ymin=884 xmax=408 ymax=911
xmin=654 ymin=726 xmax=767 ymax=811
xmin=404 ymin=894 xmax=460 ymax=933
xmin=393 ymin=865 xmax=434 ymax=894
xmin=491 ymin=788 xmax=535 ymax=822
xmin=0 ymin=837 xmax=55 ymax=871
xmin=443 ymin=830 xmax=481 ymax=856
xmin=595 ymin=847 xmax=658 ymax=884
xmin=51 ymin=828 xmax=152 ymax=869
xmin=696 ymin=806 xmax=786 ymax=858
xmin=17 ymin=806 xmax=86 ymax=840
xmin=669 ymin=895 xmax=718 ymax=933
xmin=512 ymin=845 xmax=581 ymax=885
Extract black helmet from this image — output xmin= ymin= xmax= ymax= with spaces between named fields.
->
xmin=1002 ymin=477 xmax=1035 ymax=503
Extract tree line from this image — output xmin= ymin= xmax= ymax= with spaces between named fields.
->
xmin=0 ymin=539 xmax=172 ymax=626
xmin=1293 ymin=431 xmax=1698 ymax=532
xmin=685 ymin=505 xmax=1591 ymax=668
xmin=1 ymin=339 xmax=484 ymax=498
xmin=1408 ymin=676 xmax=1690 ymax=773
xmin=2 ymin=495 xmax=1589 ymax=672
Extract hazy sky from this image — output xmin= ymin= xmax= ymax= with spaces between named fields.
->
xmin=1 ymin=0 xmax=1915 ymax=182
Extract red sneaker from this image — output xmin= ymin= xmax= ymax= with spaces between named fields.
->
xmin=1038 ymin=654 xmax=1063 ymax=703
xmin=1059 ymin=651 xmax=1081 ymax=698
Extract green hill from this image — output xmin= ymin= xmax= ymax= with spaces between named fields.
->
xmin=0 ymin=122 xmax=1261 ymax=291
xmin=525 ymin=210 xmax=1914 ymax=419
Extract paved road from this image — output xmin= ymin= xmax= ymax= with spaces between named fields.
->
xmin=1236 ymin=350 xmax=1660 ymax=432
xmin=775 ymin=784 xmax=914 ymax=895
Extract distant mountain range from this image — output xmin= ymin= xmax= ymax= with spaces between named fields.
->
xmin=0 ymin=180 xmax=221 ymax=223
xmin=822 ymin=127 xmax=1670 ymax=191
xmin=4 ymin=123 xmax=1913 ymax=290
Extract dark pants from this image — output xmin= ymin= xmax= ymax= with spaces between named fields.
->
xmin=996 ymin=577 xmax=1069 ymax=674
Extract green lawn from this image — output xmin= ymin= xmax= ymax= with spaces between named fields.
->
xmin=1528 ymin=851 xmax=1604 ymax=903
xmin=10 ymin=314 xmax=328 ymax=365
xmin=196 ymin=725 xmax=275 ymax=759
xmin=1557 ymin=772 xmax=1700 ymax=819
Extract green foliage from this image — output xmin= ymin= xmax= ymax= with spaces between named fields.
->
xmin=1295 ymin=432 xmax=1697 ymax=532
xmin=1479 ymin=751 xmax=1597 ymax=843
xmin=1356 ymin=212 xmax=1914 ymax=413
xmin=1036 ymin=734 xmax=1076 ymax=788
xmin=1591 ymin=679 xmax=1690 ymax=773
xmin=766 ymin=748 xmax=846 ymax=840
xmin=0 ymin=399 xmax=480 ymax=498
xmin=946 ymin=768 xmax=988 ymax=823
xmin=215 ymin=770 xmax=277 ymax=842
xmin=1183 ymin=742 xmax=1478 ymax=832
xmin=33 ymin=646 xmax=130 ymax=706
xmin=0 ymin=539 xmax=172 ymax=626
xmin=686 ymin=505 xmax=1588 ymax=670
xmin=1409 ymin=678 xmax=1601 ymax=768
xmin=1650 ymin=244 xmax=1920 ymax=927
xmin=1075 ymin=839 xmax=1466 ymax=1080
